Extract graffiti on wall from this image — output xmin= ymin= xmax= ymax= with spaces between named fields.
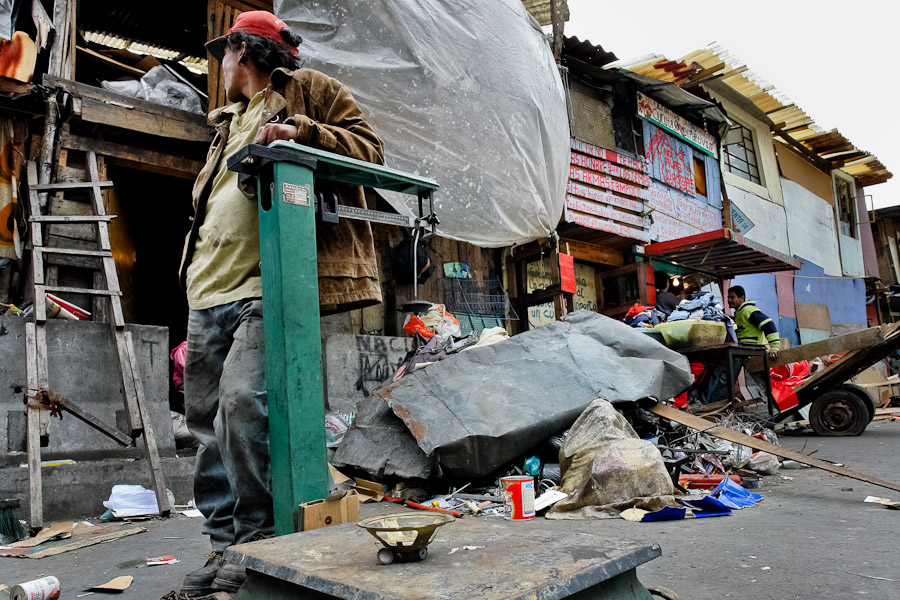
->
xmin=645 ymin=124 xmax=696 ymax=196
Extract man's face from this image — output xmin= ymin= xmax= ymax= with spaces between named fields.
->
xmin=221 ymin=45 xmax=245 ymax=103
xmin=726 ymin=291 xmax=742 ymax=310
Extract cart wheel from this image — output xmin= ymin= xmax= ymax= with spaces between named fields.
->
xmin=418 ymin=548 xmax=428 ymax=561
xmin=809 ymin=390 xmax=869 ymax=436
xmin=377 ymin=548 xmax=395 ymax=565
xmin=839 ymin=383 xmax=876 ymax=423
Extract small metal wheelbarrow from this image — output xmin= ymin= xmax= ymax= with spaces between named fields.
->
xmin=357 ymin=512 xmax=454 ymax=565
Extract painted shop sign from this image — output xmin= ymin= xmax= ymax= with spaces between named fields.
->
xmin=648 ymin=182 xmax=721 ymax=241
xmin=637 ymin=91 xmax=717 ymax=158
xmin=566 ymin=138 xmax=650 ymax=241
xmin=565 ymin=207 xmax=652 ymax=242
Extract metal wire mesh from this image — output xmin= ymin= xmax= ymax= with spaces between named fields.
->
xmin=441 ymin=277 xmax=518 ymax=320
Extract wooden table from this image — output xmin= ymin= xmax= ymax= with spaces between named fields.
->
xmin=678 ymin=343 xmax=774 ymax=414
xmin=227 ymin=512 xmax=661 ymax=600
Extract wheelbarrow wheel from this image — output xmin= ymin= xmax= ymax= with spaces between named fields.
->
xmin=809 ymin=390 xmax=869 ymax=436
xmin=839 ymin=383 xmax=876 ymax=423
xmin=377 ymin=548 xmax=395 ymax=565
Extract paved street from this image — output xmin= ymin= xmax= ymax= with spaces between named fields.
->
xmin=3 ymin=420 xmax=899 ymax=600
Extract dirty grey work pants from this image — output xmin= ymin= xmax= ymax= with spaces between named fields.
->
xmin=184 ymin=298 xmax=273 ymax=550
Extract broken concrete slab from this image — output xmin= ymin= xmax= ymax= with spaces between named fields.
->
xmin=341 ymin=311 xmax=692 ymax=479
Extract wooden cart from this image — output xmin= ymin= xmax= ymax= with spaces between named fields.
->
xmin=745 ymin=324 xmax=900 ymax=436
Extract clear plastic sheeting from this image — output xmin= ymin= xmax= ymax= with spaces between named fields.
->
xmin=274 ymin=0 xmax=569 ymax=247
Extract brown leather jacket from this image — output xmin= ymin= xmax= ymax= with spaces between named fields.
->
xmin=179 ymin=67 xmax=385 ymax=313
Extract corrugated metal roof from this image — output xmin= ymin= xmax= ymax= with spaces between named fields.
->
xmin=563 ymin=38 xmax=727 ymax=128
xmin=615 ymin=44 xmax=892 ymax=187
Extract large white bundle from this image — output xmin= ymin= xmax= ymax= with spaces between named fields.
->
xmin=275 ymin=0 xmax=569 ymax=246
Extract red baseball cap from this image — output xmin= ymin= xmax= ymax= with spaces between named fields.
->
xmin=205 ymin=11 xmax=301 ymax=63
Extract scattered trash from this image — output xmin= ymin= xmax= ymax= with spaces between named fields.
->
xmin=864 ymin=496 xmax=900 ymax=509
xmin=146 ymin=556 xmax=180 ymax=566
xmin=534 ymin=490 xmax=568 ymax=512
xmin=711 ymin=477 xmax=762 ymax=510
xmin=8 ymin=577 xmax=60 ymax=600
xmin=780 ymin=476 xmax=794 ymax=481
xmin=548 ymin=399 xmax=678 ymax=520
xmin=0 ymin=521 xmax=147 ymax=559
xmin=102 ymin=485 xmax=175 ymax=518
xmin=178 ymin=508 xmax=203 ymax=518
xmin=501 ymin=476 xmax=536 ymax=521
xmin=761 ymin=566 xmax=771 ymax=571
xmin=848 ymin=572 xmax=896 ymax=582
xmin=746 ymin=452 xmax=780 ymax=475
xmin=88 ymin=576 xmax=133 ymax=593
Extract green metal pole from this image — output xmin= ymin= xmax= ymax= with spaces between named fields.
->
xmin=257 ymin=161 xmax=328 ymax=535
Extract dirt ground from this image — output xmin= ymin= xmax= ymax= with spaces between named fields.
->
xmin=3 ymin=420 xmax=899 ymax=600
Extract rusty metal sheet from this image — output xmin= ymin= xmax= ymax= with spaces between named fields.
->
xmin=378 ymin=311 xmax=693 ymax=478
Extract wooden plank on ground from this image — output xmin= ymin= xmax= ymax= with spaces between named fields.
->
xmin=746 ymin=326 xmax=886 ymax=372
xmin=648 ymin=401 xmax=900 ymax=493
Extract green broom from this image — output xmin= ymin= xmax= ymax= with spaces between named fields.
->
xmin=0 ymin=498 xmax=28 ymax=543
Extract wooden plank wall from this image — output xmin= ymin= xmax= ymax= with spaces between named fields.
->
xmin=373 ymin=225 xmax=501 ymax=335
xmin=207 ymin=0 xmax=274 ymax=110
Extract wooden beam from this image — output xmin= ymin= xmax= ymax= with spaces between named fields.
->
xmin=773 ymin=127 xmax=831 ymax=173
xmin=76 ymin=45 xmax=146 ymax=76
xmin=59 ymin=130 xmax=204 ymax=179
xmin=746 ymin=326 xmax=886 ymax=373
xmin=44 ymin=75 xmax=213 ymax=143
xmin=648 ymin=401 xmax=900 ymax=493
xmin=562 ymin=238 xmax=625 ymax=267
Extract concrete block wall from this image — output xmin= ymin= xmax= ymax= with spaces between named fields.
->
xmin=726 ymin=184 xmax=790 ymax=257
xmin=782 ymin=178 xmax=842 ymax=276
xmin=1 ymin=317 xmax=176 ymax=466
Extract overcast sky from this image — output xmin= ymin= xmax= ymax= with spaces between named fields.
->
xmin=565 ymin=0 xmax=899 ymax=210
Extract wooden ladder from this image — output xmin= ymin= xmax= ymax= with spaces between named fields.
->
xmin=24 ymin=151 xmax=171 ymax=529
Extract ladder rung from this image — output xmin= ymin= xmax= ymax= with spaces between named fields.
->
xmin=36 ymin=285 xmax=120 ymax=296
xmin=31 ymin=215 xmax=115 ymax=223
xmin=30 ymin=181 xmax=114 ymax=192
xmin=36 ymin=247 xmax=112 ymax=258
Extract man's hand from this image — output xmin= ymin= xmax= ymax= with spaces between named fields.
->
xmin=254 ymin=123 xmax=299 ymax=145
xmin=768 ymin=350 xmax=778 ymax=362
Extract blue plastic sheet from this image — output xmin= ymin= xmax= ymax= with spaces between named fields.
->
xmin=640 ymin=506 xmax=687 ymax=522
xmin=712 ymin=476 xmax=763 ymax=509
xmin=681 ymin=496 xmax=732 ymax=518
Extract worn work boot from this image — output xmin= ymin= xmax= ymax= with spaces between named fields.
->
xmin=211 ymin=562 xmax=246 ymax=594
xmin=181 ymin=551 xmax=224 ymax=597
xmin=211 ymin=531 xmax=270 ymax=593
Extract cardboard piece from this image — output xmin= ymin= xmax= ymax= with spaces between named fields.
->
xmin=90 ymin=576 xmax=133 ymax=592
xmin=8 ymin=521 xmax=72 ymax=547
xmin=299 ymin=489 xmax=360 ymax=532
xmin=352 ymin=478 xmax=385 ymax=503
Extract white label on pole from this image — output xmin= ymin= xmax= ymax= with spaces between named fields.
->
xmin=283 ymin=183 xmax=310 ymax=207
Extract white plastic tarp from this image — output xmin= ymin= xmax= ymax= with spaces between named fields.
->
xmin=274 ymin=0 xmax=569 ymax=247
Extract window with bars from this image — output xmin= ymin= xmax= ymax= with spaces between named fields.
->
xmin=723 ymin=123 xmax=761 ymax=185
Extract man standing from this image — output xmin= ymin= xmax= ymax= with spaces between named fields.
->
xmin=727 ymin=285 xmax=780 ymax=360
xmin=178 ymin=11 xmax=384 ymax=596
